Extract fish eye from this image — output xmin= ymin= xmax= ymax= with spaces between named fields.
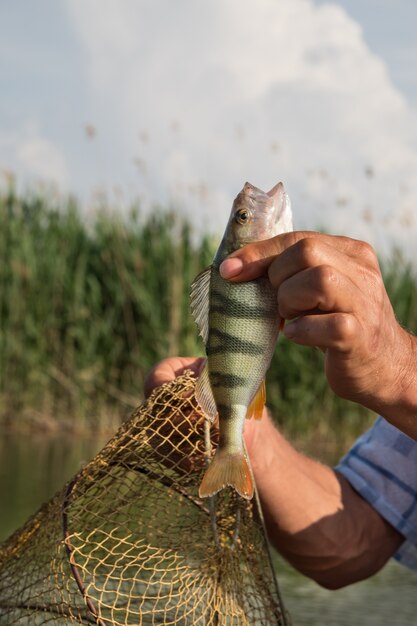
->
xmin=235 ymin=208 xmax=250 ymax=225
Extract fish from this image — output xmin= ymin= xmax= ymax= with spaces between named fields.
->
xmin=190 ymin=181 xmax=293 ymax=500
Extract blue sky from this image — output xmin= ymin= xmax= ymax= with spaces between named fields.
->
xmin=315 ymin=0 xmax=417 ymax=103
xmin=1 ymin=0 xmax=416 ymax=254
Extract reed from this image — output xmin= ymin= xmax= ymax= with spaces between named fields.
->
xmin=1 ymin=187 xmax=416 ymax=439
xmin=0 ymin=188 xmax=210 ymax=431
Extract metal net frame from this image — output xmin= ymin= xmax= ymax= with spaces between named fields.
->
xmin=0 ymin=371 xmax=291 ymax=625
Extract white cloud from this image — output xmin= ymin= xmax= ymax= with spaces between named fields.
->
xmin=62 ymin=0 xmax=417 ymax=253
xmin=0 ymin=122 xmax=69 ymax=191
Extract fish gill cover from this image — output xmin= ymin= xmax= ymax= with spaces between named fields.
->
xmin=0 ymin=371 xmax=290 ymax=625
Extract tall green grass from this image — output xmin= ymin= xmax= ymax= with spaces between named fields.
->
xmin=0 ymin=188 xmax=213 ymax=431
xmin=1 ymin=187 xmax=416 ymax=439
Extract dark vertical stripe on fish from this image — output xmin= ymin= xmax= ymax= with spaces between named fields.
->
xmin=210 ymin=290 xmax=276 ymax=319
xmin=210 ymin=372 xmax=248 ymax=388
xmin=215 ymin=403 xmax=234 ymax=419
xmin=208 ymin=328 xmax=265 ymax=355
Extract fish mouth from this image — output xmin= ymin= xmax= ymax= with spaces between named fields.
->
xmin=241 ymin=181 xmax=292 ymax=240
xmin=225 ymin=181 xmax=293 ymax=252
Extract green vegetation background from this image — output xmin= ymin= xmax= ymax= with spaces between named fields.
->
xmin=1 ymin=188 xmax=416 ymax=442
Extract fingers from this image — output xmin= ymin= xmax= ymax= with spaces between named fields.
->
xmin=144 ymin=356 xmax=205 ymax=397
xmin=283 ymin=313 xmax=360 ymax=353
xmin=220 ymin=231 xmax=304 ymax=281
xmin=267 ymin=238 xmax=370 ymax=292
xmin=219 ymin=231 xmax=366 ymax=283
xmin=276 ymin=265 xmax=357 ymax=319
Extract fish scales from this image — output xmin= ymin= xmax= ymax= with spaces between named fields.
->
xmin=190 ymin=181 xmax=293 ymax=499
xmin=207 ymin=275 xmax=279 ymax=400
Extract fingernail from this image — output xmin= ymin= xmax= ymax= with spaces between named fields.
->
xmin=219 ymin=257 xmax=243 ymax=279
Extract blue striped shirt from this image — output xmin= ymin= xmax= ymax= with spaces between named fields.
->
xmin=336 ymin=417 xmax=417 ymax=570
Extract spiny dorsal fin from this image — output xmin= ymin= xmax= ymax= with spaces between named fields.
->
xmin=190 ymin=266 xmax=212 ymax=344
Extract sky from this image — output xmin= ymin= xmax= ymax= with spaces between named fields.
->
xmin=1 ymin=0 xmax=417 ymax=255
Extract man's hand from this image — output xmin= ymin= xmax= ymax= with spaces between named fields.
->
xmin=144 ymin=356 xmax=205 ymax=398
xmin=220 ymin=231 xmax=417 ymax=439
xmin=143 ymin=356 xmax=211 ymax=475
xmin=144 ymin=356 xmax=264 ymax=453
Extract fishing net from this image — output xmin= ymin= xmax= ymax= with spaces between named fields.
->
xmin=0 ymin=370 xmax=291 ymax=625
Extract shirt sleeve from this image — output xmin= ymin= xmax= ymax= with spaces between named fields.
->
xmin=336 ymin=416 xmax=417 ymax=570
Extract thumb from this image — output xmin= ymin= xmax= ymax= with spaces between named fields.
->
xmin=219 ymin=231 xmax=311 ymax=282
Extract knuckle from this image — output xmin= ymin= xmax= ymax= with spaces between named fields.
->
xmin=295 ymin=237 xmax=322 ymax=267
xmin=355 ymin=239 xmax=378 ymax=265
xmin=314 ymin=264 xmax=338 ymax=290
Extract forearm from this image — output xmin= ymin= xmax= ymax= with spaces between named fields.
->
xmin=245 ymin=414 xmax=404 ymax=588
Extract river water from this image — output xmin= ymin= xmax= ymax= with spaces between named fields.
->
xmin=0 ymin=430 xmax=416 ymax=624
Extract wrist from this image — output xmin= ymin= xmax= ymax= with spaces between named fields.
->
xmin=372 ymin=330 xmax=417 ymax=439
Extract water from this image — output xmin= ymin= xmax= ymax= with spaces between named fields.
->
xmin=0 ymin=429 xmax=105 ymax=540
xmin=0 ymin=430 xmax=416 ymax=624
xmin=276 ymin=555 xmax=417 ymax=625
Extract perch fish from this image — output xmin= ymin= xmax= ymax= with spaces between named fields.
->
xmin=190 ymin=181 xmax=293 ymax=500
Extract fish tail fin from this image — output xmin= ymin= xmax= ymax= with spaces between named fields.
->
xmin=199 ymin=450 xmax=254 ymax=500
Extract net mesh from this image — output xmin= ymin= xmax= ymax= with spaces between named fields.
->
xmin=0 ymin=371 xmax=291 ymax=625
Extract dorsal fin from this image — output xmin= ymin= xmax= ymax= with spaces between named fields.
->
xmin=190 ymin=266 xmax=212 ymax=344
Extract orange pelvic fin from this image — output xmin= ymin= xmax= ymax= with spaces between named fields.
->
xmin=199 ymin=450 xmax=254 ymax=500
xmin=246 ymin=379 xmax=266 ymax=420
